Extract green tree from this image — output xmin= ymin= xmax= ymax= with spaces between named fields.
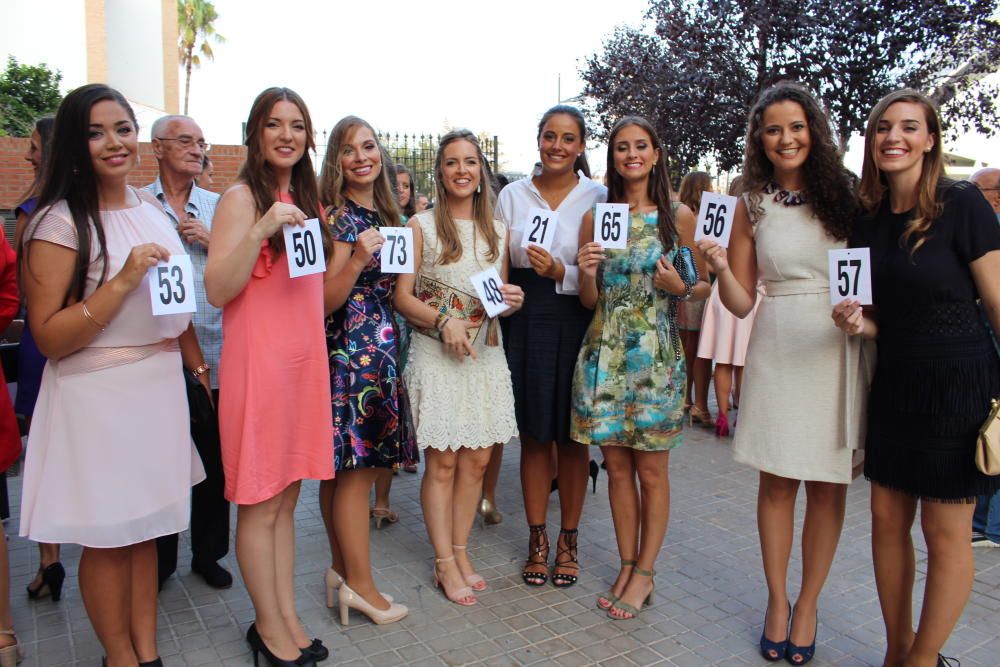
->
xmin=178 ymin=0 xmax=225 ymax=115
xmin=0 ymin=56 xmax=62 ymax=137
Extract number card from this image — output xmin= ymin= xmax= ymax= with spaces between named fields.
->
xmin=520 ymin=208 xmax=559 ymax=253
xmin=148 ymin=254 xmax=196 ymax=316
xmin=694 ymin=192 xmax=738 ymax=248
xmin=380 ymin=226 xmax=414 ymax=274
xmin=827 ymin=248 xmax=872 ymax=306
xmin=594 ymin=203 xmax=629 ymax=249
xmin=470 ymin=267 xmax=510 ymax=318
xmin=283 ymin=218 xmax=326 ymax=278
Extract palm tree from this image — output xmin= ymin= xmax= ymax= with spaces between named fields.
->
xmin=178 ymin=0 xmax=225 ymax=115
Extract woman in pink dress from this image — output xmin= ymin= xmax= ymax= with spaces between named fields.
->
xmin=206 ymin=87 xmax=334 ymax=667
xmin=19 ymin=84 xmax=207 ymax=667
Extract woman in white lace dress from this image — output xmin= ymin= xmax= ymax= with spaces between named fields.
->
xmin=395 ymin=130 xmax=522 ymax=606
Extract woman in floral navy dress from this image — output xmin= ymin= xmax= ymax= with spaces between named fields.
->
xmin=318 ymin=115 xmax=416 ymax=627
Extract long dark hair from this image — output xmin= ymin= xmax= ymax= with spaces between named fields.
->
xmin=537 ymin=105 xmax=591 ymax=178
xmin=859 ymin=89 xmax=945 ymax=257
xmin=605 ymin=116 xmax=677 ymax=252
xmin=28 ymin=84 xmax=132 ymax=304
xmin=742 ymin=81 xmax=857 ymax=241
xmin=238 ymin=87 xmax=325 ymax=257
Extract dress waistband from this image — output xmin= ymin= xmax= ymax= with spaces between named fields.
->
xmin=56 ymin=339 xmax=180 ymax=377
xmin=762 ymin=279 xmax=828 ymax=297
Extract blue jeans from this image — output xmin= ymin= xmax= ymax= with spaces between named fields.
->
xmin=973 ymin=491 xmax=1000 ymax=542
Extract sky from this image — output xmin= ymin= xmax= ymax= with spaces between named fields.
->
xmin=180 ymin=0 xmax=651 ymax=175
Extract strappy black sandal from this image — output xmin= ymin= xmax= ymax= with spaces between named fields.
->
xmin=521 ymin=524 xmax=549 ymax=586
xmin=551 ymin=529 xmax=580 ymax=588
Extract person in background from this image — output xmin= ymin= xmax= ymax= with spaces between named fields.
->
xmin=205 ymin=87 xmax=334 ymax=667
xmin=676 ymin=171 xmax=714 ymax=428
xmin=145 ymin=114 xmax=231 ymax=590
xmin=496 ymin=105 xmax=606 ymax=585
xmin=700 ymin=82 xmax=864 ymax=665
xmin=969 ymin=167 xmax=1000 ymax=549
xmin=317 ymin=117 xmax=414 ymax=627
xmin=19 ymin=83 xmax=208 ymax=667
xmin=574 ymin=116 xmax=709 ymax=620
xmin=394 ymin=130 xmax=522 ymax=607
xmin=14 ymin=116 xmax=66 ymax=604
xmin=0 ymin=224 xmax=24 ymax=664
xmin=197 ymin=154 xmax=215 ymax=189
xmin=834 ymin=89 xmax=1000 ymax=667
xmin=414 ymin=193 xmax=429 ymax=212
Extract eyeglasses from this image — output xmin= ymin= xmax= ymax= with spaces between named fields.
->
xmin=156 ymin=136 xmax=211 ymax=152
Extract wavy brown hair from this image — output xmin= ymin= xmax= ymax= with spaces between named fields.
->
xmin=537 ymin=105 xmax=591 ymax=178
xmin=743 ymin=81 xmax=857 ymax=241
xmin=431 ymin=130 xmax=500 ymax=266
xmin=678 ymin=171 xmax=712 ymax=217
xmin=318 ymin=116 xmax=402 ymax=227
xmin=605 ymin=116 xmax=677 ymax=251
xmin=394 ymin=163 xmax=416 ymax=218
xmin=859 ymin=89 xmax=946 ymax=257
xmin=238 ymin=87 xmax=326 ymax=257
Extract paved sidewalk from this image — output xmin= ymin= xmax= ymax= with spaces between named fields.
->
xmin=5 ymin=415 xmax=1000 ymax=666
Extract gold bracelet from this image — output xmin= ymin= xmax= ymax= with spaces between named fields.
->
xmin=191 ymin=363 xmax=210 ymax=378
xmin=81 ymin=301 xmax=109 ymax=330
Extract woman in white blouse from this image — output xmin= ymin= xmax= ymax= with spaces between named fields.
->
xmin=496 ymin=105 xmax=607 ymax=588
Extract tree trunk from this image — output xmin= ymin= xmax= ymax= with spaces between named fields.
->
xmin=184 ymin=46 xmax=193 ymax=115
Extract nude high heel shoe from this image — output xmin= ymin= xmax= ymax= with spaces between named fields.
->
xmin=337 ymin=583 xmax=407 ymax=626
xmin=452 ymin=544 xmax=486 ymax=591
xmin=0 ymin=630 xmax=22 ymax=667
xmin=324 ymin=567 xmax=392 ymax=609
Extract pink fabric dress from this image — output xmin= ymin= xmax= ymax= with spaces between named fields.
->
xmin=217 ymin=195 xmax=333 ymax=505
xmin=696 ymin=281 xmax=762 ymax=366
xmin=19 ymin=197 xmax=205 ymax=548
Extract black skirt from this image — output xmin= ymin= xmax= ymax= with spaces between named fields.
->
xmin=501 ymin=268 xmax=593 ymax=444
xmin=864 ymin=302 xmax=1000 ymax=502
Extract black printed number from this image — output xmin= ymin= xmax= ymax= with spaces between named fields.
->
xmin=837 ymin=259 xmax=862 ymax=297
xmin=482 ymin=277 xmax=504 ymax=307
xmin=386 ymin=233 xmax=407 ymax=266
xmin=528 ymin=215 xmax=550 ymax=245
xmin=157 ymin=265 xmax=186 ymax=305
xmin=292 ymin=229 xmax=317 ymax=268
xmin=600 ymin=211 xmax=622 ymax=242
xmin=703 ymin=202 xmax=727 ymax=237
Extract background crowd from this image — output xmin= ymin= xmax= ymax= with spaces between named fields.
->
xmin=0 ymin=77 xmax=997 ymax=667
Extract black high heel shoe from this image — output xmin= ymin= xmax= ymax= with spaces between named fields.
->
xmin=589 ymin=460 xmax=599 ymax=494
xmin=246 ymin=623 xmax=316 ymax=667
xmin=26 ymin=561 xmax=65 ymax=602
xmin=300 ymin=638 xmax=328 ymax=662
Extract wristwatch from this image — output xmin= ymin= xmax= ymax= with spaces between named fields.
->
xmin=191 ymin=363 xmax=210 ymax=379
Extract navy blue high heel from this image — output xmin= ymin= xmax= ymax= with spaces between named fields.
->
xmin=759 ymin=601 xmax=790 ymax=661
xmin=785 ymin=605 xmax=817 ymax=665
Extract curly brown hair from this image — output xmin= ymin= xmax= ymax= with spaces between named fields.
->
xmin=742 ymin=81 xmax=857 ymax=241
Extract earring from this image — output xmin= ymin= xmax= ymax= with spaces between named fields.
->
xmin=476 ymin=182 xmax=481 ymax=194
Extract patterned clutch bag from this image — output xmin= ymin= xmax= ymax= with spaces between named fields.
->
xmin=414 ymin=276 xmax=488 ymax=345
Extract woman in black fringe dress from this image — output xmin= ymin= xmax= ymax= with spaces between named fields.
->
xmin=834 ymin=89 xmax=1000 ymax=667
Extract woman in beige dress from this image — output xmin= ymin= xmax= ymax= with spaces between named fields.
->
xmin=698 ymin=82 xmax=867 ymax=665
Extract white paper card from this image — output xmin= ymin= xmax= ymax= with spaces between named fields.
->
xmin=827 ymin=248 xmax=873 ymax=306
xmin=520 ymin=207 xmax=559 ymax=253
xmin=593 ymin=203 xmax=629 ymax=249
xmin=148 ymin=254 xmax=197 ymax=316
xmin=380 ymin=226 xmax=414 ymax=274
xmin=283 ymin=218 xmax=326 ymax=278
xmin=694 ymin=192 xmax=739 ymax=248
xmin=470 ymin=267 xmax=510 ymax=318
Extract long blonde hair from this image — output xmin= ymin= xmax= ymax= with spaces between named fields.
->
xmin=859 ymin=89 xmax=945 ymax=256
xmin=431 ymin=130 xmax=500 ymax=265
xmin=319 ymin=115 xmax=402 ymax=225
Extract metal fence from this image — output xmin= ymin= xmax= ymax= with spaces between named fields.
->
xmin=313 ymin=131 xmax=499 ymax=203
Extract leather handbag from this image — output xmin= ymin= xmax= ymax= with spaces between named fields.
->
xmin=977 ymin=398 xmax=1000 ymax=475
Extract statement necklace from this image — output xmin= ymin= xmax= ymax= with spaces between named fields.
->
xmin=764 ymin=181 xmax=807 ymax=207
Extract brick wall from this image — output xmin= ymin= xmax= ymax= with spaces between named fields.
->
xmin=0 ymin=137 xmax=247 ymax=209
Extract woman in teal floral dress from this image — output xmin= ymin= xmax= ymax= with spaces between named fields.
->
xmin=573 ymin=116 xmax=709 ymax=621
